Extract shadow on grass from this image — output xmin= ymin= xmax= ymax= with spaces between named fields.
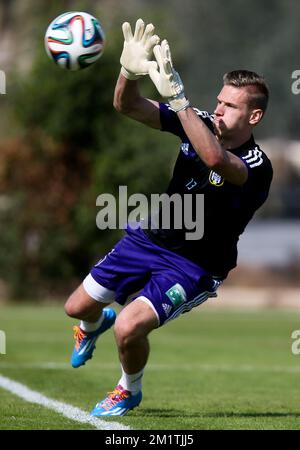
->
xmin=140 ymin=409 xmax=300 ymax=419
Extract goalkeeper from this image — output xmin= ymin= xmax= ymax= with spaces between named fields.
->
xmin=64 ymin=19 xmax=273 ymax=416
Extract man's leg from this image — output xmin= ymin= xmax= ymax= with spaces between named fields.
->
xmin=90 ymin=298 xmax=158 ymax=416
xmin=114 ymin=298 xmax=158 ymax=374
xmin=65 ymin=281 xmax=116 ymax=368
xmin=89 ymin=272 xmax=223 ymax=416
xmin=64 ymin=283 xmax=106 ymax=322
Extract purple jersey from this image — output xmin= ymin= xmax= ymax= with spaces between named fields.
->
xmin=143 ymin=103 xmax=273 ymax=278
xmin=83 ymin=102 xmax=272 ymax=325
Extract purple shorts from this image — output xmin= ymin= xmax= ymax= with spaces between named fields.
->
xmin=83 ymin=225 xmax=223 ymax=326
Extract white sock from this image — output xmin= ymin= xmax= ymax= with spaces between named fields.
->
xmin=80 ymin=313 xmax=104 ymax=332
xmin=118 ymin=366 xmax=144 ymax=394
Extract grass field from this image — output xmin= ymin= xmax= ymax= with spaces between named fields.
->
xmin=1 ymin=303 xmax=300 ymax=430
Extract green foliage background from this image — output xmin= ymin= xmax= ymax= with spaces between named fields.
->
xmin=0 ymin=0 xmax=177 ymax=298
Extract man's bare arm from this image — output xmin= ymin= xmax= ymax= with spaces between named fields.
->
xmin=177 ymin=107 xmax=248 ymax=186
xmin=113 ymin=72 xmax=161 ymax=129
xmin=149 ymin=41 xmax=248 ymax=186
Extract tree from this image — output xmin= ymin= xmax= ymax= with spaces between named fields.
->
xmin=0 ymin=5 xmax=175 ymax=298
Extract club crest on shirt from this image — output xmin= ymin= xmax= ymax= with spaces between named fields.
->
xmin=209 ymin=170 xmax=224 ymax=187
xmin=180 ymin=143 xmax=190 ymax=155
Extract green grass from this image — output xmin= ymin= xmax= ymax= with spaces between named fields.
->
xmin=1 ymin=303 xmax=300 ymax=429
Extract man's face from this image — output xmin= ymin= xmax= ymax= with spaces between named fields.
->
xmin=213 ymin=85 xmax=253 ymax=140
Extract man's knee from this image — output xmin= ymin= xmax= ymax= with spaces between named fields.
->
xmin=114 ymin=315 xmax=143 ymax=348
xmin=64 ymin=284 xmax=102 ymax=319
xmin=114 ymin=299 xmax=158 ymax=348
xmin=64 ymin=292 xmax=81 ymax=318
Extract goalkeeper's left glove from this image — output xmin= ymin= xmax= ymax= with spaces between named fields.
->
xmin=120 ymin=18 xmax=160 ymax=80
xmin=149 ymin=39 xmax=190 ymax=112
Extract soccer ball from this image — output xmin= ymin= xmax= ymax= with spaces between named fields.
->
xmin=45 ymin=11 xmax=105 ymax=70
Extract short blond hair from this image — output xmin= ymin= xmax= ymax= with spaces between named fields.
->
xmin=223 ymin=70 xmax=269 ymax=113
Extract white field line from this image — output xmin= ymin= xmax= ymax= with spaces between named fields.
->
xmin=0 ymin=374 xmax=130 ymax=431
xmin=1 ymin=361 xmax=300 ymax=374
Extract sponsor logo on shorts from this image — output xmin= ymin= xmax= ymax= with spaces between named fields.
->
xmin=209 ymin=170 xmax=224 ymax=187
xmin=165 ymin=283 xmax=187 ymax=308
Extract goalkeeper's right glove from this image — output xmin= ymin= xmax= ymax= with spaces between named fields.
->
xmin=120 ymin=18 xmax=160 ymax=80
xmin=149 ymin=39 xmax=190 ymax=112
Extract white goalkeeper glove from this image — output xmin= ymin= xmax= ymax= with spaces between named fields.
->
xmin=120 ymin=18 xmax=160 ymax=80
xmin=149 ymin=39 xmax=190 ymax=112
